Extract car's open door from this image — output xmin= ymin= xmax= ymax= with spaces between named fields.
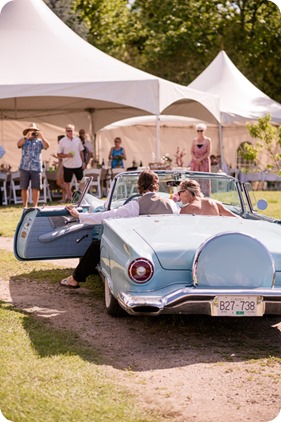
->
xmin=14 ymin=177 xmax=103 ymax=261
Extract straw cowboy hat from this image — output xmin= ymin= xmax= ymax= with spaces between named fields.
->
xmin=23 ymin=123 xmax=40 ymax=136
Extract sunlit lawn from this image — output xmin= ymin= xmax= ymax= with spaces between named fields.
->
xmin=0 ymin=203 xmax=155 ymax=422
xmin=0 ymin=296 xmax=148 ymax=422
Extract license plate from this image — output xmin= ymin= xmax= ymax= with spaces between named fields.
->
xmin=217 ymin=296 xmax=258 ymax=316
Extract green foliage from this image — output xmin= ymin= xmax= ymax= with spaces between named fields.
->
xmin=64 ymin=0 xmax=281 ymax=102
xmin=238 ymin=143 xmax=258 ymax=162
xmin=73 ymin=0 xmax=133 ymax=61
xmin=44 ymin=0 xmax=88 ymax=38
xmin=240 ymin=114 xmax=281 ymax=174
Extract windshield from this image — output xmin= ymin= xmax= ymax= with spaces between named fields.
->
xmin=109 ymin=171 xmax=243 ymax=212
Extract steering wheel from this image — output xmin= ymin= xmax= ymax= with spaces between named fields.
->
xmin=123 ymin=193 xmax=141 ymax=205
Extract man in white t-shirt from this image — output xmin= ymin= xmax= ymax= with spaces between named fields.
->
xmin=57 ymin=124 xmax=85 ymax=202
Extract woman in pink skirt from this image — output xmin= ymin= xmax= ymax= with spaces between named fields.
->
xmin=190 ymin=123 xmax=212 ymax=172
xmin=190 ymin=123 xmax=212 ymax=196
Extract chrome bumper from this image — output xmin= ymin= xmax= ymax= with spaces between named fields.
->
xmin=117 ymin=287 xmax=281 ymax=316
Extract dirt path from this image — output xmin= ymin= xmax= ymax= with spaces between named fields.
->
xmin=1 ymin=238 xmax=281 ymax=422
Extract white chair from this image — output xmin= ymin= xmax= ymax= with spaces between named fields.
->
xmin=38 ymin=172 xmax=52 ymax=203
xmin=84 ymin=168 xmax=102 ymax=198
xmin=10 ymin=171 xmax=26 ymax=204
xmin=111 ymin=167 xmax=124 ymax=179
xmin=0 ymin=172 xmax=8 ymax=205
xmin=69 ymin=174 xmax=79 ymax=193
xmin=109 ymin=168 xmax=126 ymax=195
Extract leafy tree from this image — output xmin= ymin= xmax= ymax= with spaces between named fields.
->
xmin=239 ymin=114 xmax=281 ymax=175
xmin=127 ymin=0 xmax=281 ymax=98
xmin=72 ymin=0 xmax=132 ymax=61
xmin=44 ymin=0 xmax=88 ymax=38
xmin=44 ymin=0 xmax=281 ymax=103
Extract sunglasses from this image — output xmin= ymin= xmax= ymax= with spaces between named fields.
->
xmin=66 ymin=129 xmax=73 ymax=132
xmin=197 ymin=130 xmax=203 ymax=132
xmin=178 ymin=190 xmax=185 ymax=196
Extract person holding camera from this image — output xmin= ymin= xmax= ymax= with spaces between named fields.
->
xmin=17 ymin=123 xmax=50 ymax=208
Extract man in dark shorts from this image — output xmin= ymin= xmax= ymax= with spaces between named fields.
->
xmin=57 ymin=124 xmax=86 ymax=202
xmin=17 ymin=123 xmax=50 ymax=208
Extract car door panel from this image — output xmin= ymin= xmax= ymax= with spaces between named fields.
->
xmin=14 ymin=207 xmax=103 ymax=260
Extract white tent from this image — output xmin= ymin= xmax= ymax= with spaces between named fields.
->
xmin=187 ymin=51 xmax=281 ymax=166
xmin=188 ymin=50 xmax=281 ymax=125
xmin=0 ymin=0 xmax=220 ymax=170
xmin=97 ymin=51 xmax=281 ymax=171
xmin=96 ymin=115 xmax=254 ymax=170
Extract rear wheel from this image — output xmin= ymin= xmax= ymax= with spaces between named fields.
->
xmin=104 ymin=281 xmax=125 ymax=317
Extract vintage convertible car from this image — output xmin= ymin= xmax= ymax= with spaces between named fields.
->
xmin=14 ymin=170 xmax=281 ymax=317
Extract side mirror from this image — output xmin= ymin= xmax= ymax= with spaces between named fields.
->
xmin=257 ymin=199 xmax=268 ymax=211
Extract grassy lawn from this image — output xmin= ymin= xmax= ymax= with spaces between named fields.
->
xmin=0 ymin=300 xmax=145 ymax=422
xmin=253 ymin=190 xmax=281 ymax=220
xmin=0 ymin=248 xmax=149 ymax=422
xmin=0 ymin=204 xmax=154 ymax=422
xmin=0 ymin=204 xmax=23 ymax=237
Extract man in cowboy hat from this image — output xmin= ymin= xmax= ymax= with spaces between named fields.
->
xmin=17 ymin=123 xmax=50 ymax=208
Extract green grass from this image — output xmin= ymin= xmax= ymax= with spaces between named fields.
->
xmin=0 ymin=302 xmax=147 ymax=422
xmin=0 ymin=249 xmax=152 ymax=422
xmin=0 ymin=205 xmax=156 ymax=422
xmin=253 ymin=190 xmax=281 ymax=219
xmin=0 ymin=204 xmax=23 ymax=237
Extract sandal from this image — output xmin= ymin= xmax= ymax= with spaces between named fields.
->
xmin=60 ymin=277 xmax=80 ymax=289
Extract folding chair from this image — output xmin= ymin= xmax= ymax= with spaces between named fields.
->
xmin=9 ymin=171 xmax=26 ymax=204
xmin=0 ymin=172 xmax=8 ymax=205
xmin=84 ymin=168 xmax=102 ymax=198
xmin=38 ymin=172 xmax=52 ymax=203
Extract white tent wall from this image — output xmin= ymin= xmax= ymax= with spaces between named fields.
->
xmin=96 ymin=117 xmax=255 ymax=170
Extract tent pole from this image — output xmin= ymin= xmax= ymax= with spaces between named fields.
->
xmin=14 ymin=98 xmax=17 ymax=119
xmin=218 ymin=122 xmax=226 ymax=172
xmin=156 ymin=114 xmax=160 ymax=161
xmin=87 ymin=108 xmax=96 ymax=161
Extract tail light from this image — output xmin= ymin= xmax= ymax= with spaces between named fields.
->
xmin=128 ymin=258 xmax=154 ymax=283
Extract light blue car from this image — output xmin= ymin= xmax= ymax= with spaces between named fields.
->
xmin=14 ymin=170 xmax=281 ymax=317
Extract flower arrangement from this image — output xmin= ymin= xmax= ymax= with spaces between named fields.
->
xmin=162 ymin=153 xmax=172 ymax=164
xmin=0 ymin=163 xmax=11 ymax=173
xmin=174 ymin=147 xmax=186 ymax=167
